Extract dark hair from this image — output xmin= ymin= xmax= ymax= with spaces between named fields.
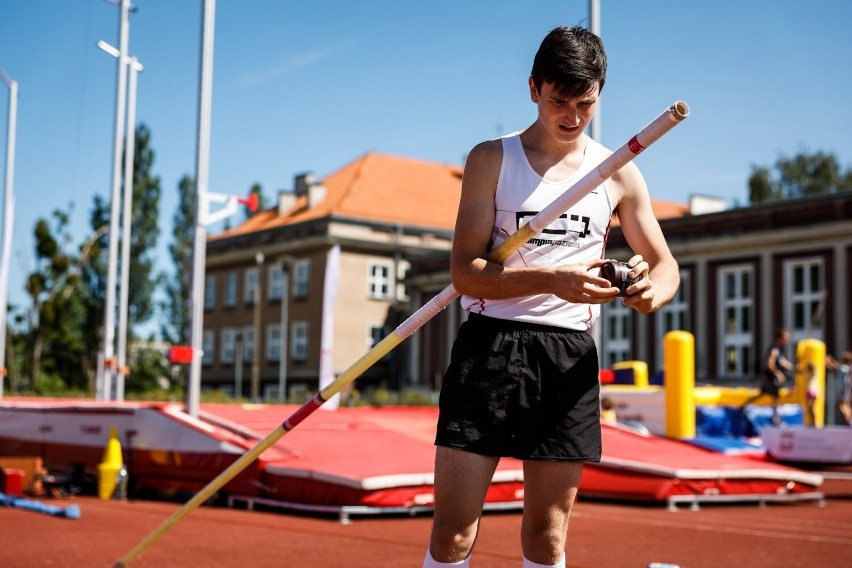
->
xmin=530 ymin=26 xmax=607 ymax=99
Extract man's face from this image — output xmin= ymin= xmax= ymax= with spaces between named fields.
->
xmin=529 ymin=79 xmax=599 ymax=143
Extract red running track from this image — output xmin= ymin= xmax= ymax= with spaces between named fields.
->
xmin=1 ymin=494 xmax=850 ymax=567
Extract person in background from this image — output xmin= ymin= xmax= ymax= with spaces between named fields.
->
xmin=600 ymin=397 xmax=618 ymax=425
xmin=831 ymin=351 xmax=852 ymax=425
xmin=742 ymin=328 xmax=794 ymax=426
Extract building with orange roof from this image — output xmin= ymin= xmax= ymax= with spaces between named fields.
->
xmin=200 ymin=152 xmax=461 ymax=399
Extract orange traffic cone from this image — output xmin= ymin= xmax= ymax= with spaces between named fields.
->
xmin=97 ymin=426 xmax=124 ymax=500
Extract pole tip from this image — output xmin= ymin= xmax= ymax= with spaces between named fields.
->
xmin=671 ymin=101 xmax=690 ymax=120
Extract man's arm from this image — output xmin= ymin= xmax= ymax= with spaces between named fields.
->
xmin=609 ymin=162 xmax=679 ymax=314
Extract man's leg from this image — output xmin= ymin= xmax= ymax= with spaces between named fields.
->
xmin=519 ymin=460 xmax=583 ymax=566
xmin=426 ymin=446 xmax=499 ymax=565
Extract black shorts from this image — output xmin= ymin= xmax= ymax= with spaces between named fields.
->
xmin=435 ymin=313 xmax=602 ymax=462
xmin=759 ymin=373 xmax=782 ymax=397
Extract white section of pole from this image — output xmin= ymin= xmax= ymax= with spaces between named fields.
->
xmin=99 ymin=0 xmax=131 ymax=401
xmin=116 ymin=56 xmax=142 ymax=401
xmin=186 ymin=0 xmax=217 ymax=417
xmin=0 ymin=69 xmax=17 ymax=399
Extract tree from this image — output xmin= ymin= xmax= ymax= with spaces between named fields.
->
xmin=246 ymin=182 xmax=266 ymax=219
xmin=24 ymin=208 xmax=92 ymax=391
xmin=82 ymin=123 xmax=164 ymax=394
xmin=125 ymin=123 xmax=162 ymax=328
xmin=160 ymin=174 xmax=195 ymax=391
xmin=748 ymin=151 xmax=852 ymax=204
xmin=161 ymin=174 xmax=194 ymax=345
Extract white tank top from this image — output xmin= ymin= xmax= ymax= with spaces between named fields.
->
xmin=460 ymin=132 xmax=614 ymax=331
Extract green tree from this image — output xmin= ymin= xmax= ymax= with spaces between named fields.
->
xmin=246 ymin=182 xmax=266 ymax=219
xmin=161 ymin=175 xmax=194 ymax=346
xmin=159 ymin=175 xmax=195 ymax=391
xmin=748 ymin=151 xmax=852 ymax=204
xmin=24 ymin=208 xmax=92 ymax=391
xmin=83 ymin=123 xmax=164 ymax=394
xmin=81 ymin=195 xmax=110 ymax=391
xmin=126 ymin=124 xmax=162 ymax=328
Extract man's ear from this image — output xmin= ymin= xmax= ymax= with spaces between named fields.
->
xmin=528 ymin=77 xmax=539 ymax=103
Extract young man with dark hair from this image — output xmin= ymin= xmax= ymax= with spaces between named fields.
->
xmin=423 ymin=26 xmax=679 ymax=568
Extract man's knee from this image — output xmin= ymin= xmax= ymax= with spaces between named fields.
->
xmin=429 ymin=519 xmax=477 ymax=562
xmin=521 ymin=522 xmax=568 ymax=563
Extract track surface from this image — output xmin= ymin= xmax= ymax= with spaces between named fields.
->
xmin=1 ymin=494 xmax=850 ymax=567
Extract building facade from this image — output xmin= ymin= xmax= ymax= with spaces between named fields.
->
xmin=407 ymin=193 xmax=852 ymax=387
xmin=602 ymin=192 xmax=852 ymax=383
xmin=200 ymin=153 xmax=460 ymax=399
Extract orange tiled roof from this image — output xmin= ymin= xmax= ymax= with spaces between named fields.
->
xmin=211 ymin=152 xmax=687 ymax=239
xmin=611 ymin=198 xmax=691 ymax=226
xmin=211 ymin=153 xmax=463 ymax=240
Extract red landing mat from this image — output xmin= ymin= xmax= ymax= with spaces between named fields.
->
xmin=0 ymin=400 xmax=823 ymax=510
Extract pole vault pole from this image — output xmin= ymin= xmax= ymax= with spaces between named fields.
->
xmin=114 ymin=100 xmax=689 ymax=568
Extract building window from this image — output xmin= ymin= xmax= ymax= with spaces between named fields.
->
xmin=243 ymin=325 xmax=255 ymax=363
xmin=202 ymin=330 xmax=214 ymax=365
xmin=221 ymin=327 xmax=236 ymax=364
xmin=368 ymin=262 xmax=392 ymax=300
xmin=368 ymin=323 xmax=391 ymax=361
xmin=718 ymin=265 xmax=754 ymax=378
xmin=659 ymin=270 xmax=690 ymax=334
xmin=656 ymin=270 xmax=690 ymax=369
xmin=368 ymin=324 xmax=384 ymax=350
xmin=293 ymin=260 xmax=310 ymax=299
xmin=266 ymin=324 xmax=281 ymax=362
xmin=224 ymin=273 xmax=237 ymax=307
xmin=785 ymin=257 xmax=825 ymax=344
xmin=245 ymin=268 xmax=260 ymax=304
xmin=291 ymin=321 xmax=309 ymax=361
xmin=601 ymin=300 xmax=631 ymax=369
xmin=268 ymin=265 xmax=283 ymax=300
xmin=204 ymin=276 xmax=216 ymax=310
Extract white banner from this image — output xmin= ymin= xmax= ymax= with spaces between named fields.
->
xmin=319 ymin=244 xmax=341 ymax=410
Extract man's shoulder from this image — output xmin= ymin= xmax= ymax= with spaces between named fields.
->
xmin=466 ymin=138 xmax=505 ymax=169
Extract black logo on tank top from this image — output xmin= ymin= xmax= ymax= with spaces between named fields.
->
xmin=516 ymin=211 xmax=590 ymax=238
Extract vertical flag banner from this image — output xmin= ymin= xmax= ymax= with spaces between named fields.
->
xmin=319 ymin=244 xmax=341 ymax=410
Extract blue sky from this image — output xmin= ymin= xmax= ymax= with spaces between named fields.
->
xmin=1 ymin=0 xmax=851 ymax=319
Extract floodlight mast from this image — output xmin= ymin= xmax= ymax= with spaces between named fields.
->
xmin=0 ymin=68 xmax=18 ymax=399
xmin=98 ymin=0 xmax=132 ymax=401
xmin=186 ymin=0 xmax=217 ymax=418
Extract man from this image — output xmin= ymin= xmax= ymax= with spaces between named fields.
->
xmin=742 ymin=328 xmax=794 ymax=426
xmin=424 ymin=26 xmax=680 ymax=568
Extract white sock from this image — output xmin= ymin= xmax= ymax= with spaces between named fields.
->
xmin=423 ymin=549 xmax=469 ymax=567
xmin=522 ymin=554 xmax=566 ymax=568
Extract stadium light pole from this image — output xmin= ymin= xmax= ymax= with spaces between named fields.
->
xmin=99 ymin=40 xmax=144 ymax=402
xmin=186 ymin=0 xmax=217 ymax=418
xmin=588 ymin=0 xmax=604 ymax=366
xmin=98 ymin=0 xmax=133 ymax=400
xmin=589 ymin=0 xmax=601 ymax=143
xmin=0 ymin=67 xmax=18 ymax=400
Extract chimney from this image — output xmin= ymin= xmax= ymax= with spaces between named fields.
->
xmin=308 ymin=183 xmax=327 ymax=209
xmin=689 ymin=194 xmax=727 ymax=215
xmin=278 ymin=190 xmax=296 ymax=215
xmin=294 ymin=172 xmax=314 ymax=197
xmin=293 ymin=171 xmax=326 ymax=209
